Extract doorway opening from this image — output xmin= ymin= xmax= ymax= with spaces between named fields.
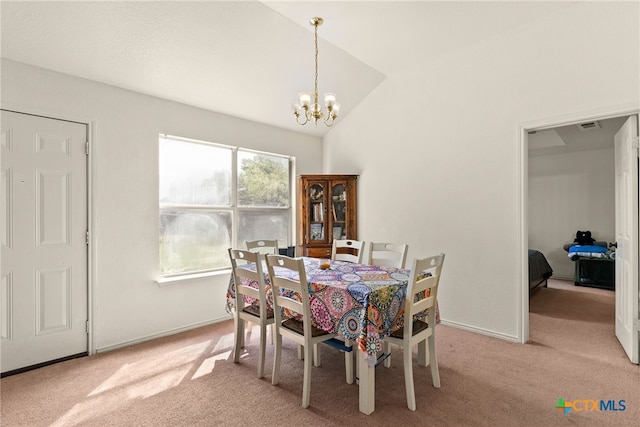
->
xmin=519 ymin=107 xmax=639 ymax=360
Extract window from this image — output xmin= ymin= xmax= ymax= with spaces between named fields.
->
xmin=159 ymin=135 xmax=291 ymax=277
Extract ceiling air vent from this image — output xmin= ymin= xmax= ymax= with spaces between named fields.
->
xmin=577 ymin=121 xmax=601 ymax=131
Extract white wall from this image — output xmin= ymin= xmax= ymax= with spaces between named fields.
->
xmin=1 ymin=59 xmax=323 ymax=351
xmin=323 ymin=2 xmax=639 ymax=339
xmin=529 ymin=148 xmax=615 ymax=279
xmin=2 ymin=1 xmax=637 ymax=349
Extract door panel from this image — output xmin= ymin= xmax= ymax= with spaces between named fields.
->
xmin=614 ymin=114 xmax=639 ymax=364
xmin=1 ymin=110 xmax=88 ymax=373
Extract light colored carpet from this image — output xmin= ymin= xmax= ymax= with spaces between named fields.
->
xmin=1 ymin=278 xmax=638 ymax=426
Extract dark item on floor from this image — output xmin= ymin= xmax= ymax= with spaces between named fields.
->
xmin=529 ymin=249 xmax=553 ymax=294
xmin=574 ymin=257 xmax=615 ymax=290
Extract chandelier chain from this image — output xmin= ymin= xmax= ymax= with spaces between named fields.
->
xmin=314 ymin=21 xmax=319 ymax=106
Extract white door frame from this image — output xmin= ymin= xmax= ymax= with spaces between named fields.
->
xmin=1 ymin=105 xmax=97 ymax=356
xmin=518 ymin=104 xmax=640 ymax=344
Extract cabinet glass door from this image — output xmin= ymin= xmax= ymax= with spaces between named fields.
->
xmin=331 ymin=183 xmax=347 ymax=241
xmin=308 ymin=182 xmax=326 ymax=242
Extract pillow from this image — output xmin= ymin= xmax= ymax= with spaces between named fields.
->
xmin=568 ymin=245 xmax=607 ymax=254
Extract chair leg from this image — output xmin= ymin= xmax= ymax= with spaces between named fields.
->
xmin=383 ymin=341 xmax=392 ymax=368
xmin=271 ymin=333 xmax=282 ymax=386
xmin=428 ymin=334 xmax=441 ymax=388
xmin=298 ymin=344 xmax=304 ymax=360
xmin=233 ymin=317 xmax=243 ymax=363
xmin=257 ymin=322 xmax=267 ymax=378
xmin=313 ymin=343 xmax=321 ymax=367
xmin=403 ymin=347 xmax=416 ymax=411
xmin=240 ymin=320 xmax=247 ymax=349
xmin=418 ymin=339 xmax=428 ymax=367
xmin=302 ymin=343 xmax=313 ymax=408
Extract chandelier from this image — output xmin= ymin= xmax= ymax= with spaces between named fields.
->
xmin=292 ymin=17 xmax=340 ymax=127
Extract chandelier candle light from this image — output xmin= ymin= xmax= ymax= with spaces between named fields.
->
xmin=293 ymin=17 xmax=340 ymax=127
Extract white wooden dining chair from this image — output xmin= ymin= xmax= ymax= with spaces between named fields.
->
xmin=331 ymin=239 xmax=365 ymax=263
xmin=382 ymin=253 xmax=445 ymax=411
xmin=368 ymin=242 xmax=409 ymax=269
xmin=228 ymin=248 xmax=275 ymax=379
xmin=265 ymin=254 xmax=341 ymax=408
xmin=328 ymin=239 xmax=364 ymax=379
xmin=246 ymin=239 xmax=279 ymax=255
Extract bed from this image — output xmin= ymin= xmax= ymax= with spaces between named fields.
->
xmin=529 ymin=249 xmax=553 ymax=293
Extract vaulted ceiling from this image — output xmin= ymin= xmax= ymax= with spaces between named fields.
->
xmin=1 ymin=1 xmax=583 ymax=137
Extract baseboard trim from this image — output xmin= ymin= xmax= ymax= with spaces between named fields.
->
xmin=440 ymin=319 xmax=520 ymax=343
xmin=96 ymin=316 xmax=521 ymax=354
xmin=1 ymin=352 xmax=88 ymax=378
xmin=551 ymin=275 xmax=573 ymax=281
xmin=95 ymin=316 xmax=230 ymax=354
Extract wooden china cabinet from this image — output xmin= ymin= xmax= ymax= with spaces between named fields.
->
xmin=297 ymin=174 xmax=358 ymax=258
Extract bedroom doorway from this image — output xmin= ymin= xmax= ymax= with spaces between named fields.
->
xmin=522 ymin=108 xmax=639 ymax=364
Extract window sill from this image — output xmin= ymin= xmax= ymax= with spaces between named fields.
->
xmin=156 ymin=269 xmax=231 ymax=287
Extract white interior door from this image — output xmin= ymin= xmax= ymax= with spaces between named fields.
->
xmin=614 ymin=114 xmax=639 ymax=364
xmin=1 ymin=110 xmax=88 ymax=373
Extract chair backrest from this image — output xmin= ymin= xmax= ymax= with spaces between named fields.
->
xmin=228 ymin=248 xmax=268 ymax=313
xmin=265 ymin=254 xmax=312 ymax=333
xmin=246 ymin=239 xmax=279 ymax=255
xmin=405 ymin=253 xmax=445 ymax=328
xmin=368 ymin=242 xmax=408 ymax=269
xmin=331 ymin=239 xmax=365 ymax=263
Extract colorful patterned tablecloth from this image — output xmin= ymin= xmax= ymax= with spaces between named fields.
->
xmin=226 ymin=257 xmax=439 ymax=358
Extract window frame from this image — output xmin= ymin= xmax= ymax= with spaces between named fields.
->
xmin=159 ymin=134 xmax=293 ymax=279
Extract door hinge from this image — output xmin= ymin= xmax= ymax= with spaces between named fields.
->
xmin=86 ymin=320 xmax=90 ymax=334
xmin=86 ymin=230 xmax=89 ymax=245
xmin=85 ymin=141 xmax=89 ymax=155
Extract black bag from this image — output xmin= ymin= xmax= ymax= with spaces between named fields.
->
xmin=573 ymin=230 xmax=595 ymax=245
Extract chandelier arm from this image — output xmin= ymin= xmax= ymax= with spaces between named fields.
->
xmin=323 ymin=115 xmax=335 ymax=127
xmin=296 ymin=114 xmax=309 ymax=125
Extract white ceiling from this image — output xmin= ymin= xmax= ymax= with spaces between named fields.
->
xmin=1 ymin=1 xmax=580 ymax=137
xmin=528 ymin=116 xmax=627 ymax=157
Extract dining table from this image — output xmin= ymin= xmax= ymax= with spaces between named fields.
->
xmin=225 ymin=256 xmax=439 ymax=415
